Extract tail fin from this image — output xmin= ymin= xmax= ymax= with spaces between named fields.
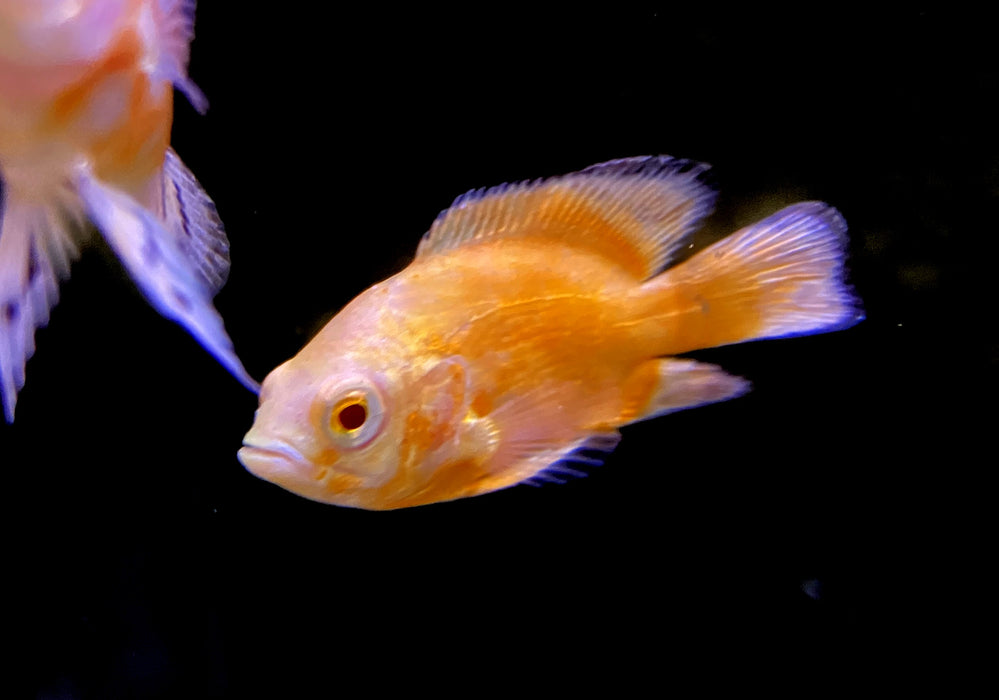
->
xmin=639 ymin=202 xmax=863 ymax=356
xmin=0 ymin=183 xmax=80 ymax=422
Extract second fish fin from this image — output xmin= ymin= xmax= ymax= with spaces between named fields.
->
xmin=154 ymin=147 xmax=231 ymax=295
xmin=75 ymin=170 xmax=258 ymax=393
xmin=0 ymin=184 xmax=81 ymax=422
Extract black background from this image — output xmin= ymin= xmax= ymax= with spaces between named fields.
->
xmin=5 ymin=5 xmax=994 ymax=697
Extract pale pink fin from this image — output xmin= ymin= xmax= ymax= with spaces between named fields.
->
xmin=152 ymin=0 xmax=208 ymax=113
xmin=644 ymin=202 xmax=864 ymax=356
xmin=154 ymin=148 xmax=230 ymax=295
xmin=75 ymin=170 xmax=258 ymax=393
xmin=0 ymin=183 xmax=81 ymax=422
xmin=485 ymin=381 xmax=621 ymax=489
xmin=417 ymin=156 xmax=716 ymax=280
xmin=627 ymin=358 xmax=750 ymax=426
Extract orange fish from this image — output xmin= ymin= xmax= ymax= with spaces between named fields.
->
xmin=239 ymin=156 xmax=863 ymax=510
xmin=0 ymin=0 xmax=257 ymax=422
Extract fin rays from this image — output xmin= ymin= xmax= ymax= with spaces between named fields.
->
xmin=417 ymin=156 xmax=716 ymax=280
xmin=0 ymin=186 xmax=81 ymax=421
xmin=157 ymin=148 xmax=231 ymax=295
xmin=640 ymin=201 xmax=864 ymax=356
xmin=521 ymin=432 xmax=623 ymax=487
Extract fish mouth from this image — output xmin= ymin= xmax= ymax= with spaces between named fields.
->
xmin=238 ymin=439 xmax=308 ymax=481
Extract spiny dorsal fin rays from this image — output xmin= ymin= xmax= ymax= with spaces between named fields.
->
xmin=416 ymin=156 xmax=716 ymax=281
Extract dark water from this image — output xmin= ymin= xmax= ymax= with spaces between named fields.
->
xmin=5 ymin=6 xmax=993 ymax=696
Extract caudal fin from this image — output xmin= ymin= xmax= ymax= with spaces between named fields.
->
xmin=640 ymin=202 xmax=864 ymax=356
xmin=0 ymin=184 xmax=81 ymax=422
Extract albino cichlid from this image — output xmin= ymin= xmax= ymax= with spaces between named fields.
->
xmin=239 ymin=156 xmax=863 ymax=510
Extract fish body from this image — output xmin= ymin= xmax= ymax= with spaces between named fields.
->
xmin=0 ymin=0 xmax=256 ymax=422
xmin=239 ymin=157 xmax=862 ymax=510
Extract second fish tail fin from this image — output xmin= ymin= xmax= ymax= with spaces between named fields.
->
xmin=0 ymin=181 xmax=82 ymax=422
xmin=640 ymin=202 xmax=864 ymax=356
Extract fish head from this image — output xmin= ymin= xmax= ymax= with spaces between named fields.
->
xmin=238 ymin=348 xmax=406 ymax=508
xmin=239 ymin=284 xmax=494 ymax=510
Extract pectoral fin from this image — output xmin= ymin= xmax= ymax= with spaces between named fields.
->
xmin=477 ymin=380 xmax=623 ymax=491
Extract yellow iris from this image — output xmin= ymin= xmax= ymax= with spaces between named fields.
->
xmin=331 ymin=394 xmax=368 ymax=433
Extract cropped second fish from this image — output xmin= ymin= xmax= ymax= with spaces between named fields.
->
xmin=0 ymin=0 xmax=257 ymax=422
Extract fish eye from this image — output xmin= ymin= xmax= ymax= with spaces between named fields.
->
xmin=336 ymin=400 xmax=367 ymax=431
xmin=319 ymin=377 xmax=386 ymax=450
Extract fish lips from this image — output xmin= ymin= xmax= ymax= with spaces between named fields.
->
xmin=238 ymin=439 xmax=313 ymax=485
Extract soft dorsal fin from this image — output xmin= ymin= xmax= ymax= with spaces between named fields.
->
xmin=416 ymin=156 xmax=716 ymax=280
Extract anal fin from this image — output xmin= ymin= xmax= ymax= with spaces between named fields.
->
xmin=622 ymin=358 xmax=751 ymax=426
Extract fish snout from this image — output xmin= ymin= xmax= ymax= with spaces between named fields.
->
xmin=238 ymin=433 xmax=340 ymax=501
xmin=237 ymin=434 xmax=306 ymax=476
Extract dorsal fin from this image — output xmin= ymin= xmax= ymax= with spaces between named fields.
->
xmin=416 ymin=156 xmax=716 ymax=280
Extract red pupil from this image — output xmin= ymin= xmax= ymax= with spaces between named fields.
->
xmin=338 ymin=403 xmax=367 ymax=430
